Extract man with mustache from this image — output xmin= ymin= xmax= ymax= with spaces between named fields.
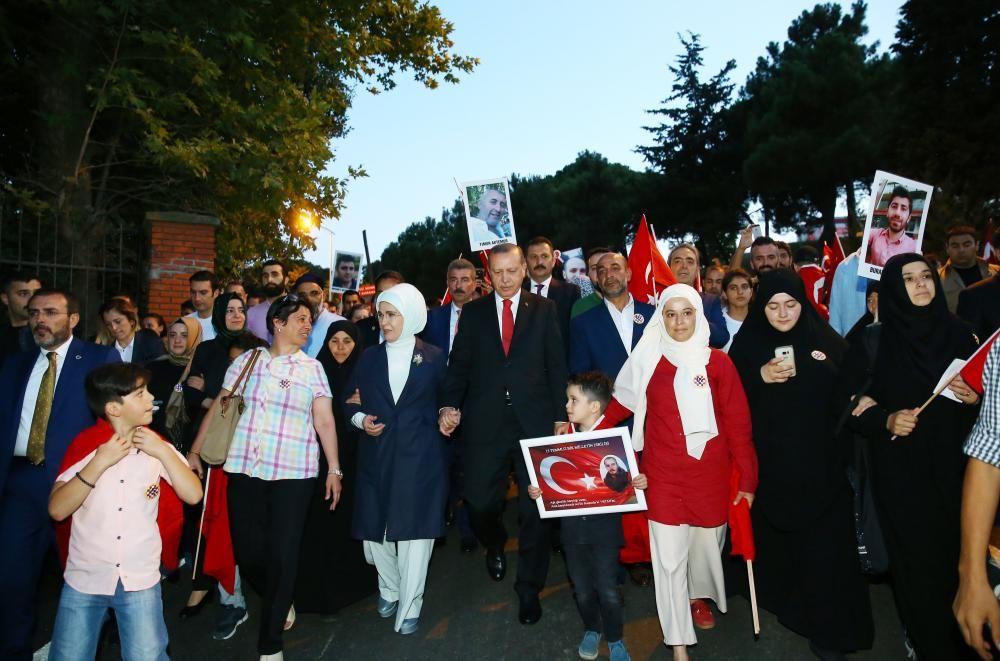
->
xmin=524 ymin=237 xmax=579 ymax=352
xmin=866 ymin=186 xmax=919 ymax=267
xmin=0 ymin=289 xmax=119 ymax=659
xmin=246 ymin=259 xmax=288 ymax=342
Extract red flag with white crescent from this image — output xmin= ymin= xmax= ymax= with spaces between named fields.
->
xmin=627 ymin=215 xmax=675 ymax=305
xmin=960 ymin=327 xmax=1000 ymax=395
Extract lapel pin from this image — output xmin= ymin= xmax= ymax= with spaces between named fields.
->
xmin=633 ymin=313 xmax=645 ymax=324
xmin=74 ymin=355 xmax=82 ymax=360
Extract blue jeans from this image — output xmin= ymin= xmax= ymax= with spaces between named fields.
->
xmin=49 ymin=580 xmax=168 ymax=661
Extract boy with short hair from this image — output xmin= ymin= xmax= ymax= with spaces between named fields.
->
xmin=48 ymin=363 xmax=203 ymax=660
xmin=528 ymin=371 xmax=647 ymax=661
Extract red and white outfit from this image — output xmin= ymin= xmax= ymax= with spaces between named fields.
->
xmin=603 ymin=284 xmax=758 ymax=646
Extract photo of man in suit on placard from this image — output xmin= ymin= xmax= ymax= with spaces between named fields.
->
xmin=462 ymin=178 xmax=517 ymax=251
xmin=0 ymin=289 xmax=119 ymax=659
xmin=438 ymin=243 xmax=567 ymax=627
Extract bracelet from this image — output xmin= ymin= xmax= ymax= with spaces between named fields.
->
xmin=75 ymin=472 xmax=96 ymax=489
xmin=328 ymin=468 xmax=344 ymax=478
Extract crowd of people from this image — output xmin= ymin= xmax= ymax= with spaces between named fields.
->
xmin=0 ymin=223 xmax=998 ymax=661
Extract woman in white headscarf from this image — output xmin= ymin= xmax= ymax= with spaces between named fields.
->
xmin=601 ymin=284 xmax=758 ymax=661
xmin=344 ymin=283 xmax=449 ymax=636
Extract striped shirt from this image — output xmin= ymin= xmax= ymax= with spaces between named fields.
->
xmin=223 ymin=349 xmax=332 ymax=480
xmin=963 ymin=341 xmax=1000 ymax=467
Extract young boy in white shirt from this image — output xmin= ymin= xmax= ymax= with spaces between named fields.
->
xmin=48 ymin=363 xmax=202 ymax=661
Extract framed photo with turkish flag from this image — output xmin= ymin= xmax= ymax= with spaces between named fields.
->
xmin=520 ymin=428 xmax=648 ymax=519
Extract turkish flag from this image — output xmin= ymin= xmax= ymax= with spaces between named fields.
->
xmin=628 ymin=215 xmax=675 ymax=305
xmin=821 ymin=233 xmax=846 ymax=304
xmin=728 ymin=465 xmax=755 ymax=561
xmin=200 ymin=467 xmax=236 ymax=594
xmin=960 ymin=327 xmax=1000 ymax=395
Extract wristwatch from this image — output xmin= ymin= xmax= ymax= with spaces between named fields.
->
xmin=328 ymin=467 xmax=344 ymax=478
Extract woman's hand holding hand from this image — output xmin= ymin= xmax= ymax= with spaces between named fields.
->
xmin=187 ymin=452 xmax=204 ymax=479
xmin=362 ymin=415 xmax=385 ymax=437
xmin=187 ymin=375 xmax=205 ymax=391
xmin=760 ymin=357 xmax=794 ymax=384
xmin=887 ymin=409 xmax=919 ymax=437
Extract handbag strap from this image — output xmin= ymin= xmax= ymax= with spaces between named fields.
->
xmin=228 ymin=349 xmax=262 ymax=397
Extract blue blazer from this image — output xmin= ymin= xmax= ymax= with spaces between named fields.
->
xmin=569 ymin=299 xmax=655 ymax=378
xmin=0 ymin=337 xmax=121 ymax=495
xmin=420 ymin=304 xmax=453 ymax=354
xmin=345 ymin=338 xmax=449 ymax=542
xmin=132 ymin=329 xmax=166 ymax=365
xmin=701 ymin=292 xmax=730 ymax=349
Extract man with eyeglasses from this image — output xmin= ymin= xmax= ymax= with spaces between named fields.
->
xmin=0 ymin=288 xmax=119 ymax=659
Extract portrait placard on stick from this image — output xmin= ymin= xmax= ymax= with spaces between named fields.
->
xmin=460 ymin=177 xmax=516 ymax=252
xmin=330 ymin=251 xmax=362 ymax=292
xmin=857 ymin=170 xmax=933 ymax=280
xmin=520 ymin=428 xmax=647 ymax=519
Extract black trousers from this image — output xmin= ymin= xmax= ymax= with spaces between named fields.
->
xmin=227 ymin=473 xmax=314 ymax=655
xmin=464 ymin=409 xmax=551 ymax=597
xmin=564 ymin=543 xmax=624 ymax=642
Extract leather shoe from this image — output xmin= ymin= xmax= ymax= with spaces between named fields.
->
xmin=485 ymin=547 xmax=506 ymax=581
xmin=179 ymin=590 xmax=214 ymax=619
xmin=517 ymin=593 xmax=542 ymax=625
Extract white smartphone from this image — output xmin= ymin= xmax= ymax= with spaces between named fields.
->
xmin=751 ymin=224 xmax=763 ymax=240
xmin=774 ymin=345 xmax=796 ymax=376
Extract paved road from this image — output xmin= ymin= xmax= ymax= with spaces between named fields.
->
xmin=34 ymin=506 xmax=910 ymax=660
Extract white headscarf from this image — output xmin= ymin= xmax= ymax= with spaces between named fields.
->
xmin=613 ymin=283 xmax=718 ymax=459
xmin=376 ymin=283 xmax=427 ymax=403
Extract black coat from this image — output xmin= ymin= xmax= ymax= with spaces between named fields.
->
xmin=345 ymin=338 xmax=448 ymax=542
xmin=131 ymin=329 xmax=166 ymax=365
xmin=524 ymin=277 xmax=579 ymax=351
xmin=956 ymin=274 xmax=1000 ymax=341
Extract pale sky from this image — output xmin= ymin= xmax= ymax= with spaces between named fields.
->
xmin=304 ymin=0 xmax=905 ymax=268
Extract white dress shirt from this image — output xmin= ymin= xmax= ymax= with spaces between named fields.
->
xmin=115 ymin=337 xmax=135 ymax=363
xmin=528 ymin=276 xmax=552 ymax=298
xmin=14 ymin=337 xmax=73 ymax=456
xmin=494 ymin=290 xmax=522 ymax=329
xmin=604 ymin=295 xmax=636 ymax=355
xmin=448 ymin=303 xmax=461 ymax=354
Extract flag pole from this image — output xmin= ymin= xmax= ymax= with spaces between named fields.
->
xmin=747 ymin=559 xmax=761 ymax=635
xmin=192 ymin=465 xmax=212 ymax=580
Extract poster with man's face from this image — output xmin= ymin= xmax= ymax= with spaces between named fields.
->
xmin=857 ymin=170 xmax=933 ymax=280
xmin=461 ymin=177 xmax=517 ymax=252
xmin=331 ymin=251 xmax=362 ymax=291
xmin=520 ymin=428 xmax=647 ymax=519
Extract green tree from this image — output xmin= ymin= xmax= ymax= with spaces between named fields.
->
xmin=739 ymin=2 xmax=885 ymax=238
xmin=891 ymin=0 xmax=1000 ymax=227
xmin=637 ymin=33 xmax=747 ymax=260
xmin=0 ymin=0 xmax=476 ymax=282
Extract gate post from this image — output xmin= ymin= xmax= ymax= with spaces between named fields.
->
xmin=145 ymin=212 xmax=220 ymax=321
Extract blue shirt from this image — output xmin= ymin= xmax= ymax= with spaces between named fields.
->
xmin=829 ymin=253 xmax=868 ymax=336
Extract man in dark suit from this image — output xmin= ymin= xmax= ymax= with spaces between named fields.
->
xmin=523 ymin=236 xmax=580 ymax=347
xmin=957 ymin=274 xmax=1000 ymax=341
xmin=439 ymin=244 xmax=568 ymax=625
xmin=0 ymin=289 xmax=119 ymax=659
xmin=0 ymin=272 xmax=42 ymax=367
xmin=668 ymin=243 xmax=730 ymax=348
xmin=569 ymin=253 xmax=654 ymax=377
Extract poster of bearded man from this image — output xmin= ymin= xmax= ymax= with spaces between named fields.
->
xmin=461 ymin=177 xmax=517 ymax=251
xmin=520 ymin=428 xmax=648 ymax=519
xmin=857 ymin=170 xmax=933 ymax=280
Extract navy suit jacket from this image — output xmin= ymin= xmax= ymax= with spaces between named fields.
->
xmin=420 ymin=304 xmax=453 ymax=354
xmin=132 ymin=328 xmax=166 ymax=365
xmin=702 ymin=292 xmax=730 ymax=349
xmin=569 ymin=299 xmax=655 ymax=378
xmin=957 ymin=275 xmax=1000 ymax=341
xmin=0 ymin=337 xmax=121 ymax=495
xmin=524 ymin=277 xmax=580 ymax=350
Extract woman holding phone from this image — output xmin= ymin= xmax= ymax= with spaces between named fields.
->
xmin=729 ymin=270 xmax=873 ymax=659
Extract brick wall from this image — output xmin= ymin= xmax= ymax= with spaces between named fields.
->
xmin=145 ymin=212 xmax=219 ymax=321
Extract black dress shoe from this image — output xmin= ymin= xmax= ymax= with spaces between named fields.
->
xmin=179 ymin=590 xmax=214 ymax=619
xmin=518 ymin=594 xmax=542 ymax=625
xmin=485 ymin=546 xmax=506 ymax=581
xmin=461 ymin=537 xmax=479 ymax=553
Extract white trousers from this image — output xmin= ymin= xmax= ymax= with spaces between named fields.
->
xmin=648 ymin=521 xmax=727 ymax=646
xmin=363 ymin=536 xmax=434 ymax=631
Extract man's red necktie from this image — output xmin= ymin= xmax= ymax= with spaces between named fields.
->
xmin=501 ymin=299 xmax=514 ymax=355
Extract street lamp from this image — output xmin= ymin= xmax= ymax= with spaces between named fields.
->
xmin=296 ymin=210 xmax=336 ymax=300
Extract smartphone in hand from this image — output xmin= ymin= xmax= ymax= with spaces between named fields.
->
xmin=774 ymin=345 xmax=796 ymax=377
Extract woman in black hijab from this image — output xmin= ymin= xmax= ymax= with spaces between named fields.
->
xmin=729 ymin=270 xmax=873 ymax=659
xmin=842 ymin=254 xmax=980 ymax=660
xmin=295 ymin=320 xmax=377 ymax=612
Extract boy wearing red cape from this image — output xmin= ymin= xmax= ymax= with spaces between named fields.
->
xmin=47 ymin=363 xmax=202 ymax=660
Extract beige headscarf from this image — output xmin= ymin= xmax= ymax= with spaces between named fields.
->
xmin=164 ymin=317 xmax=202 ymax=443
xmin=613 ymin=284 xmax=717 ymax=459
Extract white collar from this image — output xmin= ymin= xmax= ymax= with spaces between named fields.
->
xmin=42 ymin=336 xmax=73 ymax=360
xmin=495 ymin=290 xmax=522 ymax=308
xmin=528 ymin=275 xmax=552 ymax=291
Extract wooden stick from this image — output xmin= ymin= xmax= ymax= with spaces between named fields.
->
xmin=192 ymin=465 xmax=211 ymax=580
xmin=889 ymin=381 xmax=950 ymax=440
xmin=747 ymin=559 xmax=761 ymax=635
